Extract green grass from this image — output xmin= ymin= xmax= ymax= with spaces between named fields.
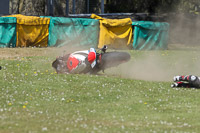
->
xmin=0 ymin=48 xmax=200 ymax=132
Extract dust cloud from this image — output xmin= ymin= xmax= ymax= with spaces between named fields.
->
xmin=109 ymin=12 xmax=200 ymax=82
xmin=167 ymin=13 xmax=200 ymax=47
xmin=53 ymin=11 xmax=200 ymax=82
xmin=105 ymin=50 xmax=200 ymax=82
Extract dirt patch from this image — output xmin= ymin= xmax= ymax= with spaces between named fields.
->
xmin=0 ymin=48 xmax=55 ymax=58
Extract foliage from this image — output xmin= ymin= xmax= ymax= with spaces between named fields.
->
xmin=105 ymin=0 xmax=200 ymax=14
xmin=9 ymin=0 xmax=86 ymax=16
xmin=9 ymin=0 xmax=200 ymax=15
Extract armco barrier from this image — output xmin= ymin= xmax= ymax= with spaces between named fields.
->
xmin=0 ymin=14 xmax=170 ymax=50
xmin=132 ymin=21 xmax=169 ymax=50
xmin=41 ymin=16 xmax=99 ymax=48
xmin=0 ymin=17 xmax=16 ymax=48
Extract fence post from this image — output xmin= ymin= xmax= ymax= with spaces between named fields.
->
xmin=0 ymin=0 xmax=9 ymax=15
xmin=66 ymin=0 xmax=69 ymax=16
xmin=72 ymin=0 xmax=76 ymax=14
xmin=101 ymin=0 xmax=104 ymax=13
xmin=48 ymin=0 xmax=54 ymax=16
xmin=87 ymin=0 xmax=89 ymax=13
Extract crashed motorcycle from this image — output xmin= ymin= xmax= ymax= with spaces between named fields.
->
xmin=52 ymin=46 xmax=131 ymax=74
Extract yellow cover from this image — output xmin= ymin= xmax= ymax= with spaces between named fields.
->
xmin=91 ymin=14 xmax=132 ymax=48
xmin=5 ymin=14 xmax=50 ymax=47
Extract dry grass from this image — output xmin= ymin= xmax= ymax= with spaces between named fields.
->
xmin=0 ymin=48 xmax=60 ymax=59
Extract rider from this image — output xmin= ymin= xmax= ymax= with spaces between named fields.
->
xmin=52 ymin=48 xmax=97 ymax=74
xmin=171 ymin=75 xmax=200 ymax=88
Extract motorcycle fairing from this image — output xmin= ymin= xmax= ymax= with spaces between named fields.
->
xmin=67 ymin=50 xmax=89 ymax=73
xmin=67 ymin=55 xmax=79 ymax=71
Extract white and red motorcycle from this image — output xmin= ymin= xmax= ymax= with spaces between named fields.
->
xmin=52 ymin=46 xmax=130 ymax=74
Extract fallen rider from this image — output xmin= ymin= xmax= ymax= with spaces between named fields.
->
xmin=171 ymin=75 xmax=200 ymax=88
xmin=52 ymin=48 xmax=97 ymax=74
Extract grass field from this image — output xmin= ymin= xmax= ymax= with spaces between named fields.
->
xmin=0 ymin=47 xmax=200 ymax=133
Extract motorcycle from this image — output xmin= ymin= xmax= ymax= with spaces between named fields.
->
xmin=52 ymin=45 xmax=131 ymax=74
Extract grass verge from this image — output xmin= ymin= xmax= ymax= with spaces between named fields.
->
xmin=0 ymin=48 xmax=200 ymax=132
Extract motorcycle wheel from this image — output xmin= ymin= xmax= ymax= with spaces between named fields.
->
xmin=100 ymin=52 xmax=131 ymax=70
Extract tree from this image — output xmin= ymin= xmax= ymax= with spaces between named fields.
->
xmin=105 ymin=0 xmax=200 ymax=14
